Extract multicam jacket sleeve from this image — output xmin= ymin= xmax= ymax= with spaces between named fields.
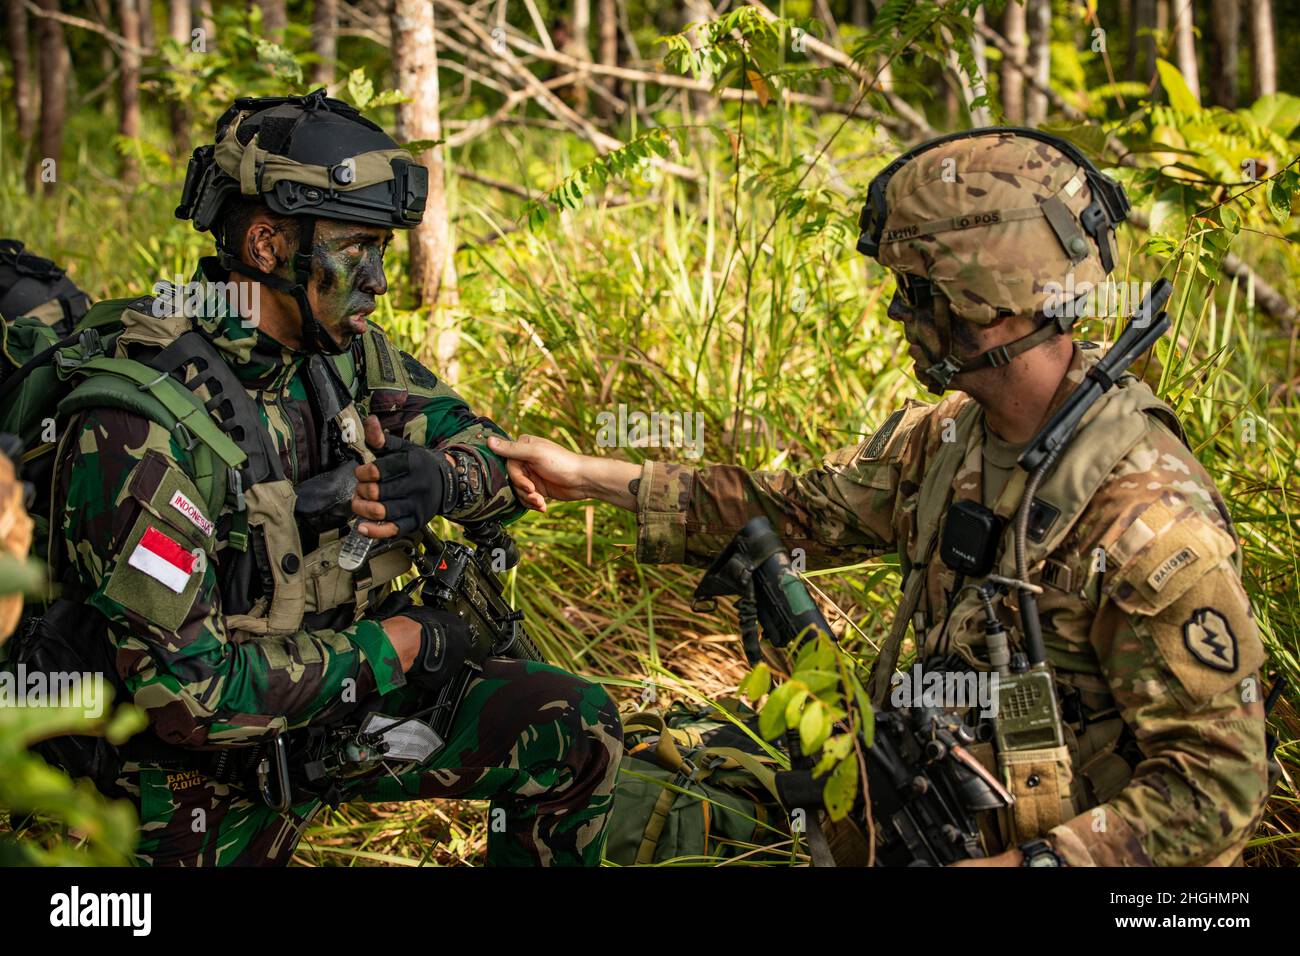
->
xmin=57 ymin=407 xmax=406 ymax=748
xmin=365 ymin=346 xmax=526 ymax=526
xmin=1043 ymin=422 xmax=1269 ymax=866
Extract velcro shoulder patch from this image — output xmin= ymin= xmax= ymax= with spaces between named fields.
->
xmin=104 ymin=512 xmax=205 ymax=633
xmin=1103 ymin=498 xmax=1236 ymax=617
xmin=860 ymin=400 xmax=929 ymax=464
xmin=127 ymin=450 xmax=217 ymax=549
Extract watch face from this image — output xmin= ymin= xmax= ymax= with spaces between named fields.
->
xmin=1026 ymin=852 xmax=1061 ymax=867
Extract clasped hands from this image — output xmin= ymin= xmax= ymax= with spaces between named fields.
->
xmin=351 ymin=415 xmax=467 ymax=688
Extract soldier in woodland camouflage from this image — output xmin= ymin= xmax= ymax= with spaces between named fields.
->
xmin=490 ymin=130 xmax=1271 ymax=866
xmin=44 ymin=92 xmax=621 ymax=866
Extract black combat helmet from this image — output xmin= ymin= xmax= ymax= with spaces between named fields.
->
xmin=175 ymin=88 xmax=429 ymax=354
xmin=0 ymin=239 xmax=91 ymax=335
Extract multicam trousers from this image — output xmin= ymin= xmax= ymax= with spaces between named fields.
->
xmin=117 ymin=659 xmax=624 ymax=866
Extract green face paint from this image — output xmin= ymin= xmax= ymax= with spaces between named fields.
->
xmin=306 ymin=221 xmax=392 ymax=349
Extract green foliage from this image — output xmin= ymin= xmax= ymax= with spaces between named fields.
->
xmin=740 ymin=633 xmax=873 ymax=823
xmin=0 ymin=691 xmax=146 ymax=865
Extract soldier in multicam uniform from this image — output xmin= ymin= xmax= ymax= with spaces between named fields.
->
xmin=490 ymin=129 xmax=1271 ymax=866
xmin=47 ymin=91 xmax=622 ymax=866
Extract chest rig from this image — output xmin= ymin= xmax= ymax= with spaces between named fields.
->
xmin=113 ymin=302 xmax=416 ymax=637
xmin=866 ymin=344 xmax=1186 ymax=843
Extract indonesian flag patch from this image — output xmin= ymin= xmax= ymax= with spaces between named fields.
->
xmin=127 ymin=526 xmax=196 ymax=593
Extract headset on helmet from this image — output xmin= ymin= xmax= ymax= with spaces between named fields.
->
xmin=856 ymin=127 xmax=1131 ymax=394
xmin=174 ymin=89 xmax=429 ymax=355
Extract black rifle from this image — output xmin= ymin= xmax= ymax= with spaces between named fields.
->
xmin=693 ymin=516 xmax=1012 ymax=865
xmin=260 ymin=521 xmax=543 ymax=810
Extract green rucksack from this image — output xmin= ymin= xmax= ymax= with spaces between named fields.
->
xmin=0 ymin=295 xmax=250 ymax=563
xmin=605 ymin=700 xmax=798 ymax=866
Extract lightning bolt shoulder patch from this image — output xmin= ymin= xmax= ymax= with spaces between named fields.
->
xmin=1182 ymin=607 xmax=1238 ymax=672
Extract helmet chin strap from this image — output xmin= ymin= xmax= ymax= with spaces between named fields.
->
xmin=218 ymin=214 xmax=348 ymax=356
xmin=920 ymin=293 xmax=1075 ymax=394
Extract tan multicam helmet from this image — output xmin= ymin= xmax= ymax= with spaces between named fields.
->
xmin=857 ymin=127 xmax=1129 ymax=324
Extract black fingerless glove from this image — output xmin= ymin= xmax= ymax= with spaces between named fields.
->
xmin=372 ymin=434 xmax=457 ymax=534
xmin=402 ymin=606 xmax=474 ymax=695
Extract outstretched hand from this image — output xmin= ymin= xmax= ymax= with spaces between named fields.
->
xmin=486 ymin=434 xmax=595 ymax=512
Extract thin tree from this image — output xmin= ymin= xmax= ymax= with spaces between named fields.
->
xmin=1025 ymin=0 xmax=1050 ymax=125
xmin=312 ymin=0 xmax=337 ymax=86
xmin=1248 ymin=0 xmax=1276 ymax=98
xmin=391 ymin=0 xmax=457 ymax=331
xmin=1171 ymin=0 xmax=1200 ymax=104
xmin=596 ymin=0 xmax=618 ymax=122
xmin=258 ymin=0 xmax=287 ymax=39
xmin=1207 ymin=0 xmax=1241 ymax=108
xmin=168 ymin=0 xmax=191 ymax=157
xmin=5 ymin=0 xmax=39 ymax=142
xmin=117 ymin=0 xmax=143 ymax=186
xmin=137 ymin=0 xmax=155 ymax=48
xmin=30 ymin=0 xmax=68 ymax=195
xmin=1000 ymin=0 xmax=1027 ymax=124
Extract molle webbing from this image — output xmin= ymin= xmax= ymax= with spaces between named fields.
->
xmin=148 ymin=331 xmax=287 ymax=490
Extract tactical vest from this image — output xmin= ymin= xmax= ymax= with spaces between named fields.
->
xmin=54 ymin=300 xmax=419 ymax=636
xmin=867 ymin=344 xmax=1190 ymax=846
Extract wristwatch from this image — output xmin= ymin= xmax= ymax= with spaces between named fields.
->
xmin=1019 ymin=837 xmax=1064 ymax=867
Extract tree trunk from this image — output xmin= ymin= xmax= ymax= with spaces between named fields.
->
xmin=192 ymin=0 xmax=214 ymax=46
xmin=563 ymin=0 xmax=591 ymax=111
xmin=5 ymin=0 xmax=39 ymax=142
xmin=1171 ymin=0 xmax=1201 ymax=104
xmin=1025 ymin=0 xmax=1050 ymax=125
xmin=258 ymin=0 xmax=287 ymax=38
xmin=30 ymin=0 xmax=68 ymax=195
xmin=1000 ymin=0 xmax=1027 ymax=124
xmin=1248 ymin=0 xmax=1276 ymax=98
xmin=595 ymin=0 xmax=619 ymax=122
xmin=967 ymin=5 xmax=991 ymax=126
xmin=117 ymin=0 xmax=143 ymax=186
xmin=312 ymin=0 xmax=338 ymax=86
xmin=391 ymin=0 xmax=458 ymax=380
xmin=1132 ymin=0 xmax=1157 ymax=83
xmin=137 ymin=0 xmax=154 ymax=48
xmin=1208 ymin=0 xmax=1241 ymax=108
xmin=168 ymin=0 xmax=191 ymax=157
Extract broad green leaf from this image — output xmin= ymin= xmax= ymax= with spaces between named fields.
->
xmin=798 ymin=699 xmax=830 ymax=754
xmin=760 ymin=681 xmax=796 ymax=739
xmin=1247 ymin=92 xmax=1300 ymax=139
xmin=823 ymin=753 xmax=859 ymax=821
xmin=1156 ymin=59 xmax=1200 ymax=116
xmin=739 ymin=662 xmax=772 ymax=701
xmin=1267 ymin=178 xmax=1293 ymax=225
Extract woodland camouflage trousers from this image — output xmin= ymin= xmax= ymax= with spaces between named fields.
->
xmin=114 ymin=659 xmax=624 ymax=866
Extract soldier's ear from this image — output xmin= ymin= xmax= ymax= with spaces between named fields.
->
xmin=244 ymin=212 xmax=286 ymax=275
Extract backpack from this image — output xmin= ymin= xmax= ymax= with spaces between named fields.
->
xmin=0 ymin=239 xmax=91 ymax=334
xmin=605 ymin=700 xmax=797 ymax=865
xmin=0 ymin=296 xmax=247 ymax=565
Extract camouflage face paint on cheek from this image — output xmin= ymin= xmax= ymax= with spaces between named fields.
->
xmin=310 ymin=241 xmax=385 ymax=346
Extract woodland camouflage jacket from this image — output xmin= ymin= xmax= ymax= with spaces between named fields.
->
xmin=633 ymin=344 xmax=1269 ymax=867
xmin=53 ymin=262 xmax=524 ymax=750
